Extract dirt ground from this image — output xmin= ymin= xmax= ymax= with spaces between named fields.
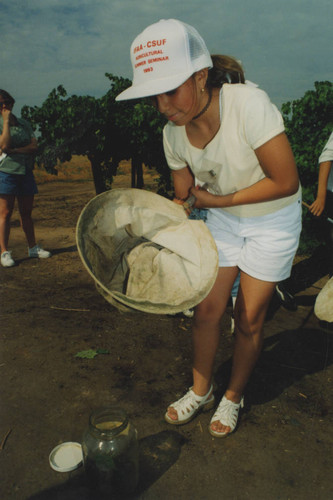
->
xmin=0 ymin=171 xmax=332 ymax=500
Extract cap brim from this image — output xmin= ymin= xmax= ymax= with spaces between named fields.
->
xmin=115 ymin=71 xmax=192 ymax=101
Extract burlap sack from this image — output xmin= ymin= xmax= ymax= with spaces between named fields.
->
xmin=76 ymin=189 xmax=218 ymax=314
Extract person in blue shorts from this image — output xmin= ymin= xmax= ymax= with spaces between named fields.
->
xmin=0 ymin=89 xmax=51 ymax=267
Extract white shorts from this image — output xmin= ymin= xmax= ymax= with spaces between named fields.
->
xmin=205 ymin=199 xmax=302 ymax=282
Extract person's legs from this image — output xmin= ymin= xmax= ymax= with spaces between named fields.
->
xmin=0 ymin=194 xmax=15 ymax=253
xmin=210 ymin=271 xmax=276 ymax=434
xmin=166 ymin=266 xmax=239 ymax=421
xmin=166 ymin=201 xmax=301 ymax=427
xmin=192 ymin=266 xmax=240 ymax=395
xmin=17 ymin=195 xmax=36 ymax=248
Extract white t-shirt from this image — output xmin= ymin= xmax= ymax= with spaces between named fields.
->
xmin=318 ymin=131 xmax=333 ymax=192
xmin=163 ymin=83 xmax=301 ymax=217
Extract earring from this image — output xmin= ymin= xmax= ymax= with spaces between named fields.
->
xmin=201 ymin=88 xmax=205 ymax=93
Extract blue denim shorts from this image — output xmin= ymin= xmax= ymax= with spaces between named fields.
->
xmin=0 ymin=170 xmax=38 ymax=196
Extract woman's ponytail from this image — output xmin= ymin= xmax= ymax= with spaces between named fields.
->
xmin=207 ymin=55 xmax=245 ymax=88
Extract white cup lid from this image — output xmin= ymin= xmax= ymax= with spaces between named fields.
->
xmin=49 ymin=442 xmax=83 ymax=472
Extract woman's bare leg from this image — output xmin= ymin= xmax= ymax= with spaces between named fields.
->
xmin=17 ymin=195 xmax=36 ymax=248
xmin=0 ymin=195 xmax=15 ymax=253
xmin=210 ymin=271 xmax=276 ymax=434
xmin=166 ymin=267 xmax=239 ymax=421
xmin=192 ymin=267 xmax=240 ymax=395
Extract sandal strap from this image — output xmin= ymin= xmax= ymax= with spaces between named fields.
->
xmin=170 ymin=385 xmax=213 ymax=419
xmin=211 ymin=395 xmax=244 ymax=433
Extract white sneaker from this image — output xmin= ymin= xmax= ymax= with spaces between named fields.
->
xmin=28 ymin=245 xmax=51 ymax=259
xmin=230 ymin=296 xmax=236 ymax=333
xmin=1 ymin=251 xmax=15 ymax=267
xmin=182 ymin=308 xmax=194 ymax=318
xmin=230 ymin=315 xmax=235 ymax=334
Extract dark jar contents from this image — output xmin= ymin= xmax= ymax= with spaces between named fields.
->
xmin=82 ymin=407 xmax=139 ymax=496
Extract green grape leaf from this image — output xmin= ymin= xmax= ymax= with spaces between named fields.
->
xmin=75 ymin=349 xmax=110 ymax=358
xmin=75 ymin=349 xmax=98 ymax=359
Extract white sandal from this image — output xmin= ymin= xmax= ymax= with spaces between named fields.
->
xmin=209 ymin=395 xmax=244 ymax=438
xmin=165 ymin=385 xmax=215 ymax=425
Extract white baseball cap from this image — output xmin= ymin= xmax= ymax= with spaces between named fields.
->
xmin=116 ymin=19 xmax=212 ymax=101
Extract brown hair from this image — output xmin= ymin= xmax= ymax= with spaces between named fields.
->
xmin=0 ymin=89 xmax=15 ymax=106
xmin=206 ymin=55 xmax=245 ymax=88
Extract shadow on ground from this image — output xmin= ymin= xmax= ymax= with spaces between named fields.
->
xmin=50 ymin=245 xmax=78 ymax=256
xmin=286 ymin=244 xmax=331 ymax=295
xmin=214 ymin=327 xmax=332 ymax=407
xmin=27 ymin=431 xmax=187 ymax=500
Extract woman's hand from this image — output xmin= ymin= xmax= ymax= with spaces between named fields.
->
xmin=189 ymin=185 xmax=220 ymax=208
xmin=1 ymin=108 xmax=11 ymax=122
xmin=309 ymin=161 xmax=331 ymax=217
xmin=172 ymin=196 xmax=192 ymax=216
xmin=309 ymin=196 xmax=326 ymax=216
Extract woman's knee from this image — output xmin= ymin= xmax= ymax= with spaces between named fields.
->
xmin=233 ymin=307 xmax=264 ymax=338
xmin=19 ymin=210 xmax=33 ymax=221
xmin=0 ymin=205 xmax=13 ymax=221
xmin=194 ymin=300 xmax=225 ymax=327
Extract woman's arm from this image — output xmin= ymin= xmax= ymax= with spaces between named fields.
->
xmin=172 ymin=166 xmax=195 ymax=202
xmin=190 ymin=133 xmax=299 ymax=208
xmin=309 ymin=161 xmax=331 ymax=216
xmin=0 ymin=111 xmax=38 ymax=155
xmin=8 ymin=137 xmax=38 ymax=155
xmin=0 ymin=109 xmax=12 ymax=151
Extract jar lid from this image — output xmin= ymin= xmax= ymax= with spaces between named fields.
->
xmin=49 ymin=442 xmax=83 ymax=472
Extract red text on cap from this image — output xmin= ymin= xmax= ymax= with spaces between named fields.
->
xmin=134 ymin=39 xmax=167 ymax=53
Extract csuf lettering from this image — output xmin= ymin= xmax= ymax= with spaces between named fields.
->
xmin=147 ymin=39 xmax=166 ymax=48
xmin=133 ymin=39 xmax=167 ymax=53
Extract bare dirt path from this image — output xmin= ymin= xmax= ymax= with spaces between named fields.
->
xmin=0 ymin=179 xmax=332 ymax=500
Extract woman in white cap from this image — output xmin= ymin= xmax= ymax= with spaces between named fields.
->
xmin=117 ymin=19 xmax=302 ymax=437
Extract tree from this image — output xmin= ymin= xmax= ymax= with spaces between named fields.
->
xmin=103 ymin=74 xmax=169 ymax=192
xmin=281 ymin=81 xmax=333 ymax=253
xmin=22 ymin=82 xmax=127 ymax=193
xmin=22 ymin=75 xmax=169 ymax=195
xmin=282 ymin=81 xmax=332 ymax=200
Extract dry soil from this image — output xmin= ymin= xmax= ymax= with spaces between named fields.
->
xmin=0 ymin=170 xmax=332 ymax=500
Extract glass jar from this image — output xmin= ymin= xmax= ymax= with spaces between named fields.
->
xmin=82 ymin=407 xmax=139 ymax=496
